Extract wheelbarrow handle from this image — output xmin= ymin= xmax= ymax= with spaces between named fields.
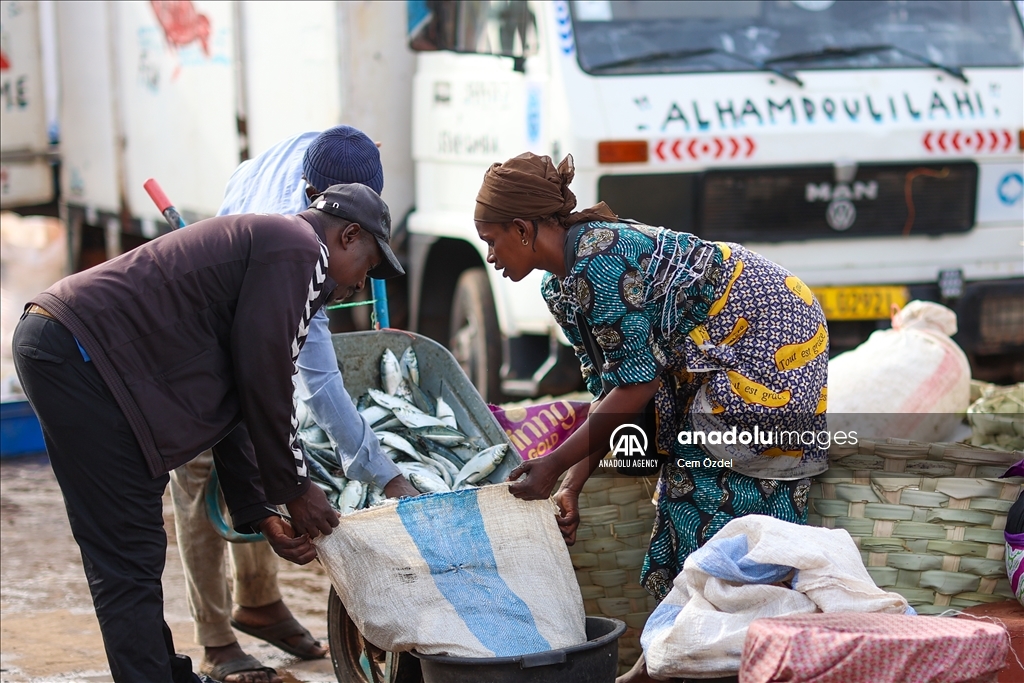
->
xmin=143 ymin=178 xmax=187 ymax=230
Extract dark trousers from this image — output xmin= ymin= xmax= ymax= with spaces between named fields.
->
xmin=13 ymin=313 xmax=195 ymax=683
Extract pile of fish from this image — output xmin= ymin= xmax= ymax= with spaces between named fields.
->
xmin=297 ymin=346 xmax=510 ymax=514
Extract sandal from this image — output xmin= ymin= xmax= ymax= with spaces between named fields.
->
xmin=230 ymin=616 xmax=325 ymax=660
xmin=202 ymin=653 xmax=277 ymax=682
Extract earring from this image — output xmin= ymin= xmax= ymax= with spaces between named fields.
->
xmin=522 ymin=237 xmax=529 ymax=246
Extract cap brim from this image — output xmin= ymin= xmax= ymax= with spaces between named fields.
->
xmin=367 ymin=237 xmax=405 ymax=279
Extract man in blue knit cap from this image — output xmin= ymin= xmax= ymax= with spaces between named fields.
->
xmin=170 ymin=125 xmax=417 ymax=683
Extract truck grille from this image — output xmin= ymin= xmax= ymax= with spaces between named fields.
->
xmin=598 ymin=162 xmax=978 ymax=242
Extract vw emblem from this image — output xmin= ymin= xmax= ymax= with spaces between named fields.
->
xmin=826 ymin=199 xmax=856 ymax=231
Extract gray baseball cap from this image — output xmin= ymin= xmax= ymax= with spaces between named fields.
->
xmin=309 ymin=183 xmax=405 ymax=279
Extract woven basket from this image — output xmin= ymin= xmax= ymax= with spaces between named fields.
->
xmin=571 ymin=470 xmax=658 ymax=675
xmin=808 ymin=439 xmax=1023 ymax=615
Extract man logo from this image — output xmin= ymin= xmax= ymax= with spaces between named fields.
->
xmin=609 ymin=423 xmax=648 ymax=458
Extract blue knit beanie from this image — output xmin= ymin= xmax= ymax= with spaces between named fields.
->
xmin=302 ymin=125 xmax=384 ymax=195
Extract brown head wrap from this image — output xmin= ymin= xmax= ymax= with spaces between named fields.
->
xmin=474 ymin=152 xmax=617 ymax=227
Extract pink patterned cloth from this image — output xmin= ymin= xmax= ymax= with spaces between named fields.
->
xmin=741 ymin=612 xmax=1007 ymax=683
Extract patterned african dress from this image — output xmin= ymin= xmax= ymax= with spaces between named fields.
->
xmin=541 ymin=221 xmax=830 ymax=600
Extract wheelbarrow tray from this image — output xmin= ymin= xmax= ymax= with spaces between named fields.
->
xmin=330 ymin=330 xmax=521 ymax=483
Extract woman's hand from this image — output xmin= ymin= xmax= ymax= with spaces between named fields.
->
xmin=507 ymin=456 xmax=564 ymax=500
xmin=552 ymin=487 xmax=582 ymax=545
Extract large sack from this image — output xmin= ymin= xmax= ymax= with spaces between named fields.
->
xmin=640 ymin=515 xmax=909 ymax=680
xmin=314 ymin=483 xmax=587 ymax=658
xmin=827 ymin=300 xmax=971 ymax=442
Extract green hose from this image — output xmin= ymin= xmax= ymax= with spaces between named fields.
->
xmin=205 ymin=466 xmax=265 ymax=543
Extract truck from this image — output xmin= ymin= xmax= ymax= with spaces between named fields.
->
xmin=53 ymin=0 xmax=416 ymax=285
xmin=0 ymin=0 xmax=55 ymax=209
xmin=404 ymin=0 xmax=1024 ymax=400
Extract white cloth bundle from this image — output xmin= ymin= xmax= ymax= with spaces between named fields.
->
xmin=641 ymin=515 xmax=910 ymax=679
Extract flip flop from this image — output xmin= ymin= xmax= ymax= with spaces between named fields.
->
xmin=202 ymin=653 xmax=277 ymax=682
xmin=230 ymin=616 xmax=325 ymax=660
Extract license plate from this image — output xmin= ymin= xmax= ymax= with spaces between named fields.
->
xmin=810 ymin=286 xmax=909 ymax=321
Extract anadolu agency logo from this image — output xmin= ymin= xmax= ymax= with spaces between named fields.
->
xmin=601 ymin=424 xmax=659 ymax=470
xmin=610 ymin=423 xmax=648 ymax=457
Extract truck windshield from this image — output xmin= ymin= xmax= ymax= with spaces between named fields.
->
xmin=571 ymin=0 xmax=1024 ymax=76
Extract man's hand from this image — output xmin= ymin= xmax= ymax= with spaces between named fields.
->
xmin=285 ymin=484 xmax=339 ymax=539
xmin=507 ymin=456 xmax=563 ymax=501
xmin=383 ymin=474 xmax=419 ymax=499
xmin=259 ymin=515 xmax=317 ymax=565
xmin=552 ymin=487 xmax=582 ymax=546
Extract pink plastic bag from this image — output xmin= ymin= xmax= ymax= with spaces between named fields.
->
xmin=489 ymin=400 xmax=590 ymax=460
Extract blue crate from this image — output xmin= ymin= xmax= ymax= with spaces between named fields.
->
xmin=1 ymin=400 xmax=46 ymax=458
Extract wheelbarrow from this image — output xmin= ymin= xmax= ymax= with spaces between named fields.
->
xmin=204 ymin=332 xmax=522 ymax=683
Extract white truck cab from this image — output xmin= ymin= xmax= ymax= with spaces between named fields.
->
xmin=406 ymin=0 xmax=1024 ymax=400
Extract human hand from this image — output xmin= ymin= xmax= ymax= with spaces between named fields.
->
xmin=285 ymin=484 xmax=340 ymax=539
xmin=507 ymin=456 xmax=562 ymax=501
xmin=259 ymin=515 xmax=317 ymax=565
xmin=383 ymin=474 xmax=419 ymax=499
xmin=552 ymin=487 xmax=582 ymax=546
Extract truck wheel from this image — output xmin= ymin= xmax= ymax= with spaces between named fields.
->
xmin=327 ymin=586 xmax=421 ymax=683
xmin=449 ymin=267 xmax=502 ymax=403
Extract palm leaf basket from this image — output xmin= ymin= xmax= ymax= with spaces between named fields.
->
xmin=808 ymin=438 xmax=1023 ymax=615
xmin=570 ymin=471 xmax=659 ymax=675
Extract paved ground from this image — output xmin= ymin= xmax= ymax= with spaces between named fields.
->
xmin=0 ymin=454 xmax=338 ymax=683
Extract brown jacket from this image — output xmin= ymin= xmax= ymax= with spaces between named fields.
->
xmin=32 ymin=210 xmax=336 ymax=518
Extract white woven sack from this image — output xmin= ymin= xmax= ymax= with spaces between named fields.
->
xmin=827 ymin=300 xmax=971 ymax=441
xmin=641 ymin=515 xmax=909 ymax=680
xmin=314 ymin=483 xmax=587 ymax=658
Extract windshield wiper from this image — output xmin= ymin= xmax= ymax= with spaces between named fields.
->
xmin=765 ymin=44 xmax=967 ymax=83
xmin=590 ymin=47 xmax=803 ymax=86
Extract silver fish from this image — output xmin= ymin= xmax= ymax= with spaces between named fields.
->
xmin=435 ymin=397 xmax=457 ymax=429
xmin=395 ymin=378 xmax=415 ymax=402
xmin=410 ymin=425 xmax=466 ymax=446
xmin=400 ymin=347 xmax=420 ymax=385
xmin=381 ymin=349 xmax=403 ymax=396
xmin=366 ymin=485 xmax=386 ymax=507
xmin=367 ymin=388 xmax=420 ymax=414
xmin=358 ymin=404 xmax=391 ymax=425
xmin=375 ymin=431 xmax=422 ymax=462
xmin=393 ymin=406 xmax=447 ymax=429
xmin=429 ymin=452 xmax=460 ymax=486
xmin=452 ymin=444 xmax=479 ymax=463
xmin=409 ymin=471 xmax=451 ymax=494
xmin=395 ymin=462 xmax=451 ymax=494
xmin=422 ymin=441 xmax=465 ymax=467
xmin=338 ymin=480 xmax=367 ymax=515
xmin=313 ymin=480 xmax=336 ymax=495
xmin=408 ymin=381 xmax=436 ymax=415
xmin=453 ymin=444 xmax=508 ymax=490
xmin=372 ymin=416 xmax=403 ymax=431
xmin=304 ymin=452 xmax=345 ymax=492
